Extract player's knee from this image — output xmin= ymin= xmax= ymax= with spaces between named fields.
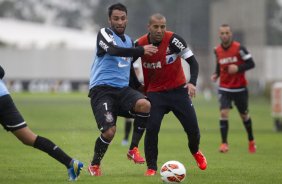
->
xmin=220 ymin=110 xmax=229 ymax=119
xmin=135 ymin=99 xmax=151 ymax=113
xmin=102 ymin=126 xmax=116 ymax=141
xmin=240 ymin=113 xmax=249 ymax=121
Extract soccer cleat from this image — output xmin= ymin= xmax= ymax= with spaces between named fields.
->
xmin=68 ymin=159 xmax=84 ymax=181
xmin=249 ymin=140 xmax=256 ymax=153
xmin=88 ymin=164 xmax=102 ymax=176
xmin=144 ymin=169 xmax=157 ymax=176
xmin=127 ymin=147 xmax=145 ymax=164
xmin=219 ymin=143 xmax=229 ymax=153
xmin=193 ymin=150 xmax=207 ymax=170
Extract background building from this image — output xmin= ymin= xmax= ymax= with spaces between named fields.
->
xmin=0 ymin=0 xmax=282 ymax=94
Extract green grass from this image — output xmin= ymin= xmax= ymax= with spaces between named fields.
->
xmin=0 ymin=92 xmax=281 ymax=184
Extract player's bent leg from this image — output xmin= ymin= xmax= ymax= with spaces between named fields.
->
xmin=241 ymin=115 xmax=256 ymax=153
xmin=89 ymin=134 xmax=111 ymax=176
xmin=187 ymin=132 xmax=207 ymax=170
xmin=128 ymin=112 xmax=148 ymax=150
xmin=13 ymin=127 xmax=85 ymax=181
xmin=144 ymin=129 xmax=159 ymax=174
xmin=127 ymin=109 xmax=149 ymax=164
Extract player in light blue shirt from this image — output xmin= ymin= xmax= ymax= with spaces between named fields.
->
xmin=87 ymin=3 xmax=158 ymax=176
xmin=0 ymin=65 xmax=83 ymax=181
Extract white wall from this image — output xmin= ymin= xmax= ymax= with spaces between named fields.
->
xmin=265 ymin=47 xmax=282 ymax=81
xmin=0 ymin=49 xmax=93 ymax=80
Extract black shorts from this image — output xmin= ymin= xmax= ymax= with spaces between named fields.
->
xmin=88 ymin=85 xmax=146 ymax=132
xmin=146 ymin=85 xmax=200 ymax=136
xmin=0 ymin=94 xmax=26 ymax=131
xmin=218 ymin=89 xmax=249 ymax=114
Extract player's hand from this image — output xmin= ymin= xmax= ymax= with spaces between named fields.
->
xmin=143 ymin=44 xmax=158 ymax=56
xmin=210 ymin=73 xmax=218 ymax=82
xmin=184 ymin=83 xmax=196 ymax=98
xmin=137 ymin=84 xmax=145 ymax=93
xmin=228 ymin=64 xmax=238 ymax=74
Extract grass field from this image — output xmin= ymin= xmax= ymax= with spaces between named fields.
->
xmin=0 ymin=92 xmax=281 ymax=184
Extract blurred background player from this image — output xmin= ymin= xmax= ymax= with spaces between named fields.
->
xmin=211 ymin=24 xmax=256 ymax=153
xmin=121 ymin=118 xmax=133 ymax=146
xmin=0 ymin=65 xmax=83 ymax=181
xmin=135 ymin=13 xmax=207 ymax=176
xmin=121 ymin=62 xmax=143 ymax=146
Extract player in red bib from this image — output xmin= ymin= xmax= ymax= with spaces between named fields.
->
xmin=211 ymin=24 xmax=256 ymax=153
xmin=134 ymin=13 xmax=207 ymax=175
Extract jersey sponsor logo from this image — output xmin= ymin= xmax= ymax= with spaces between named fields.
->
xmin=99 ymin=40 xmax=109 ymax=51
xmin=172 ymin=37 xmax=185 ymax=51
xmin=143 ymin=61 xmax=162 ymax=69
xmin=219 ymin=56 xmax=238 ymax=65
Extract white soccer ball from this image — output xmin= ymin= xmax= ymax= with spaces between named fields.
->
xmin=160 ymin=160 xmax=186 ymax=183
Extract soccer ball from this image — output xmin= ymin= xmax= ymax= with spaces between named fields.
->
xmin=160 ymin=160 xmax=186 ymax=183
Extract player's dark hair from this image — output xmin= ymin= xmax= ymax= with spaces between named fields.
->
xmin=108 ymin=3 xmax=127 ymax=18
xmin=220 ymin=23 xmax=231 ymax=28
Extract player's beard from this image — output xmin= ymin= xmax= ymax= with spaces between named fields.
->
xmin=113 ymin=25 xmax=126 ymax=35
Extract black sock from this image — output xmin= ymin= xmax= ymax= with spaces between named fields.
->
xmin=91 ymin=135 xmax=110 ymax=166
xmin=33 ymin=136 xmax=72 ymax=168
xmin=243 ymin=118 xmax=254 ymax=141
xmin=220 ymin=120 xmax=228 ymax=143
xmin=129 ymin=112 xmax=149 ymax=150
xmin=124 ymin=119 xmax=132 ymax=140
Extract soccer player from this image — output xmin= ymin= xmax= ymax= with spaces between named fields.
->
xmin=121 ymin=118 xmax=133 ymax=146
xmin=87 ymin=3 xmax=158 ymax=176
xmin=134 ymin=13 xmax=207 ymax=176
xmin=0 ymin=65 xmax=83 ymax=181
xmin=211 ymin=24 xmax=256 ymax=153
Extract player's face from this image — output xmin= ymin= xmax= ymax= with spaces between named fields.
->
xmin=219 ymin=26 xmax=232 ymax=46
xmin=109 ymin=10 xmax=127 ymax=35
xmin=148 ymin=17 xmax=166 ymax=43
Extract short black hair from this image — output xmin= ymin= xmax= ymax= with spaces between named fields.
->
xmin=108 ymin=3 xmax=127 ymax=18
xmin=220 ymin=23 xmax=230 ymax=28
